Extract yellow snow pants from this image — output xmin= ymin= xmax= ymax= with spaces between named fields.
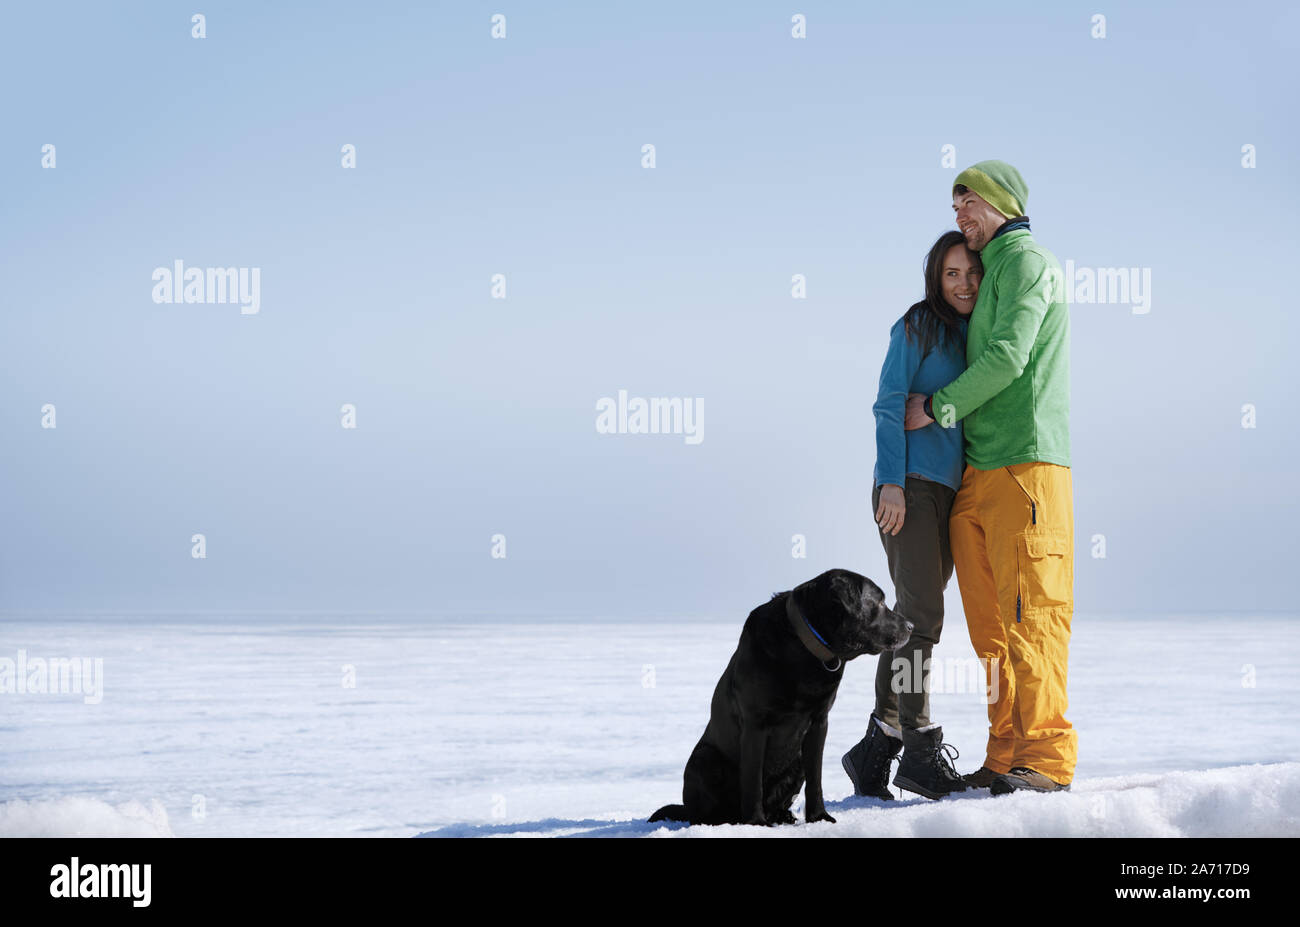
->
xmin=949 ymin=461 xmax=1077 ymax=785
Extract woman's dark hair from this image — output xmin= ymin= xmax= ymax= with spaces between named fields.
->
xmin=902 ymin=230 xmax=981 ymax=356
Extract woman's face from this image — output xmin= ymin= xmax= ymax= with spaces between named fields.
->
xmin=941 ymin=244 xmax=981 ymax=315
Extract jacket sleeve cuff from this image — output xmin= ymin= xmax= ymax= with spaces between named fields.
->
xmin=931 ymin=389 xmax=954 ymax=422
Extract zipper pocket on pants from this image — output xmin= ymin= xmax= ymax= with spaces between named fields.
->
xmin=1015 ymin=527 xmax=1072 ymax=624
xmin=1005 ymin=466 xmax=1037 ymax=524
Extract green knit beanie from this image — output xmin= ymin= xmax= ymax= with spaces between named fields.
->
xmin=953 ymin=160 xmax=1028 ymax=219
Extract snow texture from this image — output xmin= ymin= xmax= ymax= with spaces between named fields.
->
xmin=0 ymin=797 xmax=173 ymax=838
xmin=415 ymin=762 xmax=1300 ymax=837
xmin=1 ymin=614 xmax=1296 ymax=837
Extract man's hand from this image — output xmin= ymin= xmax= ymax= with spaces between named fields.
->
xmin=876 ymin=484 xmax=906 ymax=536
xmin=904 ymin=393 xmax=935 ymax=431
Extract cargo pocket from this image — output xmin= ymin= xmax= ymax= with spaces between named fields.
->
xmin=1015 ymin=527 xmax=1072 ymax=621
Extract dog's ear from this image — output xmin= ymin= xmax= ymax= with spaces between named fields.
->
xmin=859 ymin=576 xmax=887 ymax=604
xmin=828 ymin=572 xmax=863 ymax=613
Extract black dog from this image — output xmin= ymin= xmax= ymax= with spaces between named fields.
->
xmin=649 ymin=569 xmax=912 ymax=826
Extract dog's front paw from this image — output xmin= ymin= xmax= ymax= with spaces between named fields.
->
xmin=806 ymin=808 xmax=837 ymax=824
xmin=772 ymin=808 xmax=797 ymax=825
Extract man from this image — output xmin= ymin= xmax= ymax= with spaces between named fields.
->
xmin=903 ymin=159 xmax=1076 ymax=794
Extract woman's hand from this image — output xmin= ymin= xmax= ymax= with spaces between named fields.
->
xmin=904 ymin=393 xmax=934 ymax=431
xmin=876 ymin=483 xmax=906 ymax=536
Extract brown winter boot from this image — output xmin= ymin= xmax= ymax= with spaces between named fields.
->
xmin=963 ymin=766 xmax=1001 ymax=789
xmin=990 ymin=767 xmax=1071 ymax=795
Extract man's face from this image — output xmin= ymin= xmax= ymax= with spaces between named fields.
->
xmin=952 ymin=190 xmax=1007 ymax=252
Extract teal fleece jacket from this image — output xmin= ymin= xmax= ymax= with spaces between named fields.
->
xmin=873 ymin=315 xmax=967 ymax=492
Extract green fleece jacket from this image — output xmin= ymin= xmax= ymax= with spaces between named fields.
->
xmin=932 ymin=228 xmax=1070 ymax=470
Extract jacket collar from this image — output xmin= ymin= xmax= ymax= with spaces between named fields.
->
xmin=980 ymin=224 xmax=1033 ymax=262
xmin=992 ymin=216 xmax=1031 ymax=240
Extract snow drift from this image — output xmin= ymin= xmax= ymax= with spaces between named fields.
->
xmin=0 ymin=797 xmax=174 ymax=838
xmin=417 ymin=762 xmax=1300 ymax=838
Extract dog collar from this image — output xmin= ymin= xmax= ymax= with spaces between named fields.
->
xmin=785 ymin=594 xmax=841 ymax=672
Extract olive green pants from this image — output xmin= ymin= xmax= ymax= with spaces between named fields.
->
xmin=871 ymin=477 xmax=956 ymax=732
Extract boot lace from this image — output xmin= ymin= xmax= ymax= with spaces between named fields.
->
xmin=935 ymin=742 xmax=962 ymax=782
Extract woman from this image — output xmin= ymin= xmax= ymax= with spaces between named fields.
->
xmin=841 ymin=230 xmax=981 ymax=801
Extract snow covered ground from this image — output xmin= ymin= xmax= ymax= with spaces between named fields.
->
xmin=0 ymin=613 xmax=1296 ymax=837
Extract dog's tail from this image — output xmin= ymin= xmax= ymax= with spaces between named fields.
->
xmin=648 ymin=804 xmax=688 ymax=823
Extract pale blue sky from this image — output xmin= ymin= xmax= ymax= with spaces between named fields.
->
xmin=2 ymin=1 xmax=1296 ymax=618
